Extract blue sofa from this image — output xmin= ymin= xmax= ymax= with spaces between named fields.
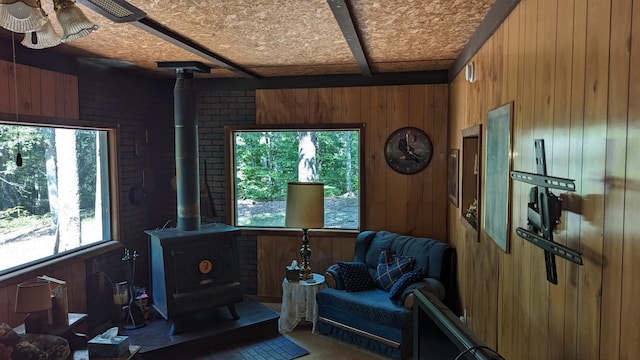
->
xmin=316 ymin=230 xmax=454 ymax=360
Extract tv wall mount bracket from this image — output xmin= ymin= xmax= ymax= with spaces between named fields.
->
xmin=510 ymin=139 xmax=583 ymax=284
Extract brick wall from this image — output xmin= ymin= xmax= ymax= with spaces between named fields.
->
xmin=77 ymin=67 xmax=260 ymax=329
xmin=197 ymin=88 xmax=257 ymax=295
xmin=77 ymin=62 xmax=173 ymax=330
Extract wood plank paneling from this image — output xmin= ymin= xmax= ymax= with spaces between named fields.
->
xmin=40 ymin=69 xmax=56 ymax=117
xmin=620 ymin=0 xmax=640 ymax=356
xmin=367 ymin=86 xmax=388 ymax=230
xmin=408 ymin=85 xmax=426 ymax=236
xmin=0 ymin=61 xmax=12 ymax=114
xmin=432 ymin=85 xmax=448 ymax=241
xmin=16 ymin=63 xmax=32 ymax=116
xmin=255 ymin=84 xmax=449 ymax=298
xmin=548 ymin=0 xmax=575 ymax=358
xmin=576 ymin=0 xmax=610 ymax=357
xmin=385 ymin=86 xmax=410 ymax=234
xmin=0 ymin=62 xmax=77 ymax=119
xmin=599 ymin=0 xmax=631 ymax=358
xmin=29 ymin=67 xmax=42 ymax=116
xmin=449 ymin=0 xmax=638 ymax=359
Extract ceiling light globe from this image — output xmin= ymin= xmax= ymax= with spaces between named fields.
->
xmin=0 ymin=0 xmax=47 ymax=32
xmin=55 ymin=2 xmax=97 ymax=42
xmin=6 ymin=1 xmax=32 ymax=18
xmin=22 ymin=19 xmax=60 ymax=48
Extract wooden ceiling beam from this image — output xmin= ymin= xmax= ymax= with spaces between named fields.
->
xmin=132 ymin=18 xmax=260 ymax=79
xmin=327 ymin=0 xmax=372 ymax=77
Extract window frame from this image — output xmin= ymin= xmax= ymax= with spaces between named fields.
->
xmin=224 ymin=123 xmax=366 ymax=235
xmin=0 ymin=114 xmax=121 ymax=283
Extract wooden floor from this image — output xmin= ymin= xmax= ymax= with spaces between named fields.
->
xmin=262 ymin=302 xmax=390 ymax=360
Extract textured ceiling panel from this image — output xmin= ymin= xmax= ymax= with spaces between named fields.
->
xmin=351 ymin=0 xmax=495 ymax=64
xmin=127 ymin=0 xmax=355 ymax=68
xmin=0 ymin=0 xmax=498 ymax=79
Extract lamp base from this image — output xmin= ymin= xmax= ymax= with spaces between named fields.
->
xmin=24 ymin=311 xmax=49 ymax=334
xmin=299 ymin=229 xmax=312 ymax=280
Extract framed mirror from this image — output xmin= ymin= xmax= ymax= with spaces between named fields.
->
xmin=461 ymin=125 xmax=482 ymax=239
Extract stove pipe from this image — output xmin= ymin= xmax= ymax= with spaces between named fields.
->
xmin=174 ymin=70 xmax=200 ymax=231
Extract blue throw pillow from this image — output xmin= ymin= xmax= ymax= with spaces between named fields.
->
xmin=337 ymin=261 xmax=374 ymax=292
xmin=388 ymin=268 xmax=424 ymax=301
xmin=374 ymin=249 xmax=414 ymax=291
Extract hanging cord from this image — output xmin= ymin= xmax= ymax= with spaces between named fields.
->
xmin=11 ymin=33 xmax=22 ymax=167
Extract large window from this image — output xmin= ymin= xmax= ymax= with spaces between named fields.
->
xmin=228 ymin=125 xmax=363 ymax=230
xmin=0 ymin=123 xmax=114 ymax=274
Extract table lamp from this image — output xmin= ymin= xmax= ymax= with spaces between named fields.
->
xmin=285 ymin=182 xmax=324 ymax=280
xmin=15 ymin=280 xmax=52 ymax=334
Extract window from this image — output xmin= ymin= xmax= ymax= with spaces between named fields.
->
xmin=228 ymin=124 xmax=363 ymax=230
xmin=0 ymin=123 xmax=115 ymax=274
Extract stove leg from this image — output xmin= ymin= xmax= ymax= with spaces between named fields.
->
xmin=169 ymin=318 xmax=184 ymax=336
xmin=228 ymin=305 xmax=240 ymax=320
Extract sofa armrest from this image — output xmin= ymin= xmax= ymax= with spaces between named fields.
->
xmin=325 ymin=264 xmax=345 ymax=290
xmin=402 ymin=278 xmax=446 ymax=309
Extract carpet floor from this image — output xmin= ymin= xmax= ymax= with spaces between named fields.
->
xmin=184 ymin=334 xmax=309 ymax=360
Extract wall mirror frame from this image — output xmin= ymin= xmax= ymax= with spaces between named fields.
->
xmin=461 ymin=124 xmax=482 ymax=240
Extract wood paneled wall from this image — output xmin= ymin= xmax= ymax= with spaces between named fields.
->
xmin=448 ymin=0 xmax=639 ymax=358
xmin=255 ymin=86 xmax=448 ymax=298
xmin=0 ymin=60 xmax=84 ymax=327
xmin=0 ymin=60 xmax=79 ymax=119
xmin=0 ymin=263 xmax=86 ymax=328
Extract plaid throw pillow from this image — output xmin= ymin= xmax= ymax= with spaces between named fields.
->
xmin=374 ymin=249 xmax=414 ymax=291
xmin=388 ymin=268 xmax=424 ymax=301
xmin=337 ymin=261 xmax=374 ymax=292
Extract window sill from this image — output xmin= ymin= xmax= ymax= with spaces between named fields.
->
xmin=0 ymin=240 xmax=122 ymax=287
xmin=239 ymin=227 xmax=359 ymax=238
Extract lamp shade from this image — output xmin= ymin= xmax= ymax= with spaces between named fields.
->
xmin=15 ymin=280 xmax=52 ymax=313
xmin=285 ymin=182 xmax=324 ymax=229
xmin=0 ymin=0 xmax=48 ymax=33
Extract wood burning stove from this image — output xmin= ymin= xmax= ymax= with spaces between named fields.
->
xmin=145 ymin=62 xmax=244 ymax=334
xmin=146 ymin=224 xmax=243 ymax=334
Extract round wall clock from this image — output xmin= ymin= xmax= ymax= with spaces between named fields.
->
xmin=384 ymin=127 xmax=433 ymax=175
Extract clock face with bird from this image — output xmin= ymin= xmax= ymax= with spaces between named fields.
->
xmin=384 ymin=127 xmax=433 ymax=175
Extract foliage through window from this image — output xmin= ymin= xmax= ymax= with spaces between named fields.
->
xmin=230 ymin=125 xmax=362 ymax=230
xmin=0 ymin=123 xmax=114 ymax=274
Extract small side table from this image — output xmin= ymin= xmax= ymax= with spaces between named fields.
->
xmin=73 ymin=345 xmax=141 ymax=360
xmin=15 ymin=313 xmax=88 ymax=351
xmin=279 ymin=273 xmax=327 ymax=333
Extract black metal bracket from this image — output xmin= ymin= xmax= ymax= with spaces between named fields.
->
xmin=510 ymin=139 xmax=583 ymax=284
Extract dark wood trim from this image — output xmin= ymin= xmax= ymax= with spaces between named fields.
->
xmin=240 ymin=228 xmax=358 ymax=238
xmin=197 ymin=70 xmax=448 ymax=90
xmin=449 ymin=0 xmax=521 ymax=82
xmin=225 ymin=123 xmax=366 ymax=131
xmin=327 ymin=0 xmax=372 ymax=77
xmin=0 ymin=241 xmax=122 ymax=287
xmin=461 ymin=124 xmax=481 ymax=138
xmin=0 ymin=112 xmax=117 ymax=129
xmin=252 ymin=296 xmax=282 ymax=303
xmin=0 ymin=37 xmax=79 ymax=75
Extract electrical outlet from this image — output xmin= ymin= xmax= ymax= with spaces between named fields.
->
xmin=460 ymin=308 xmax=468 ymax=324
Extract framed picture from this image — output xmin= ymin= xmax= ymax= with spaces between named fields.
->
xmin=448 ymin=149 xmax=459 ymax=207
xmin=482 ymin=102 xmax=513 ymax=253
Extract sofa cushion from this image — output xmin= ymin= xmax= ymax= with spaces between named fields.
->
xmin=316 ymin=288 xmax=412 ymax=329
xmin=337 ymin=261 xmax=374 ymax=292
xmin=374 ymin=249 xmax=414 ymax=291
xmin=388 ymin=268 xmax=424 ymax=301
